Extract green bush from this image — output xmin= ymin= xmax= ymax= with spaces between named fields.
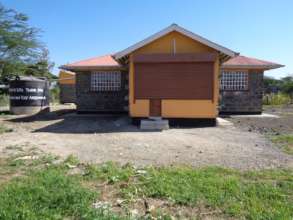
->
xmin=50 ymin=86 xmax=60 ymax=104
xmin=263 ymin=93 xmax=291 ymax=105
xmin=0 ymin=94 xmax=9 ymax=107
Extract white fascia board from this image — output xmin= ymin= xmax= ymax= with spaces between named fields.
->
xmin=114 ymin=24 xmax=238 ymax=59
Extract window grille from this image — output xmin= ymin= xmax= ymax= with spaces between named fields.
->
xmin=221 ymin=71 xmax=248 ymax=91
xmin=91 ymin=71 xmax=121 ymax=91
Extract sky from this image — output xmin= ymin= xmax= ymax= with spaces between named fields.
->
xmin=2 ymin=0 xmax=293 ymax=78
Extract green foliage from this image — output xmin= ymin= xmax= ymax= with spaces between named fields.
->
xmin=50 ymin=86 xmax=60 ymax=104
xmin=282 ymin=76 xmax=293 ymax=100
xmin=263 ymin=93 xmax=291 ymax=105
xmin=264 ymin=76 xmax=282 ymax=93
xmin=0 ymin=154 xmax=292 ymax=219
xmin=0 ymin=93 xmax=8 ymax=106
xmin=0 ymin=4 xmax=54 ymax=82
xmin=123 ymin=166 xmax=293 ymax=219
xmin=22 ymin=49 xmax=56 ymax=80
xmin=0 ymin=166 xmax=123 ymax=220
xmin=272 ymin=134 xmax=293 ymax=155
xmin=84 ymin=162 xmax=135 ymax=184
xmin=264 ymin=75 xmax=293 ymax=103
xmin=64 ymin=154 xmax=80 ymax=166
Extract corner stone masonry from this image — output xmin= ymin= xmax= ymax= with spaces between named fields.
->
xmin=220 ymin=72 xmax=264 ymax=113
xmin=76 ymin=71 xmax=128 ymax=112
xmin=60 ymin=84 xmax=76 ymax=104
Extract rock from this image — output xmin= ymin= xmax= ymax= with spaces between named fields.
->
xmin=92 ymin=201 xmax=111 ymax=209
xmin=116 ymin=199 xmax=125 ymax=206
xmin=14 ymin=155 xmax=39 ymax=161
xmin=68 ymin=167 xmax=85 ymax=175
xmin=130 ymin=209 xmax=139 ymax=217
xmin=66 ymin=163 xmax=77 ymax=169
xmin=136 ymin=169 xmax=147 ymax=175
xmin=51 ymin=159 xmax=63 ymax=165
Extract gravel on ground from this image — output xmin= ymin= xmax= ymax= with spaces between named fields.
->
xmin=0 ymin=105 xmax=292 ymax=170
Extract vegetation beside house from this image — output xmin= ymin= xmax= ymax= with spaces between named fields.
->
xmin=0 ymin=4 xmax=58 ymax=109
xmin=0 ymin=149 xmax=292 ymax=219
xmin=0 ymin=4 xmax=55 ymax=83
xmin=263 ymin=75 xmax=293 ymax=105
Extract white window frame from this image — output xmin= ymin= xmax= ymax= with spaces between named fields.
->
xmin=91 ymin=71 xmax=121 ymax=91
xmin=221 ymin=71 xmax=248 ymax=91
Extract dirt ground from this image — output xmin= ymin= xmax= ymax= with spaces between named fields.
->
xmin=0 ymin=104 xmax=292 ymax=170
xmin=226 ymin=105 xmax=293 ymax=135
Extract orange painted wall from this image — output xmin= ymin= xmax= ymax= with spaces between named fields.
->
xmin=129 ymin=31 xmax=220 ymax=118
xmin=59 ymin=70 xmax=76 ymax=85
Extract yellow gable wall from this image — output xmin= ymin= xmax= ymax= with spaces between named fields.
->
xmin=129 ymin=31 xmax=220 ymax=118
xmin=59 ymin=71 xmax=76 ymax=85
xmin=134 ymin=31 xmax=215 ymax=54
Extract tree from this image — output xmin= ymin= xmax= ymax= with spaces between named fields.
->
xmin=0 ymin=4 xmax=54 ymax=82
xmin=281 ymin=75 xmax=293 ymax=102
xmin=263 ymin=76 xmax=281 ymax=94
xmin=24 ymin=48 xmax=56 ymax=79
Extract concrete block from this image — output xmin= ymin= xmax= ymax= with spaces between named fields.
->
xmin=140 ymin=119 xmax=169 ymax=130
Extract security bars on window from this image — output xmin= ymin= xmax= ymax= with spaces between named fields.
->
xmin=91 ymin=72 xmax=121 ymax=91
xmin=221 ymin=71 xmax=248 ymax=91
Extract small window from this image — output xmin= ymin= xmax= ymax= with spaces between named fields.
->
xmin=221 ymin=71 xmax=248 ymax=91
xmin=91 ymin=71 xmax=121 ymax=91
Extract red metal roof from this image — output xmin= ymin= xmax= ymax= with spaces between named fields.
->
xmin=222 ymin=55 xmax=284 ymax=70
xmin=60 ymin=54 xmax=122 ymax=70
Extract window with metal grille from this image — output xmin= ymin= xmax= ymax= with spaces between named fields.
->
xmin=221 ymin=71 xmax=248 ymax=91
xmin=91 ymin=71 xmax=121 ymax=91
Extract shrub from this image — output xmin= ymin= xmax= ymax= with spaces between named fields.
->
xmin=263 ymin=93 xmax=291 ymax=105
xmin=0 ymin=94 xmax=9 ymax=107
xmin=50 ymin=86 xmax=60 ymax=104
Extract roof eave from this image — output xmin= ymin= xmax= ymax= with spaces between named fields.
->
xmin=221 ymin=64 xmax=285 ymax=70
xmin=59 ymin=65 xmax=126 ymax=71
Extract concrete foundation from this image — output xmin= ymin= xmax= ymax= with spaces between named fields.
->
xmin=140 ymin=118 xmax=169 ymax=130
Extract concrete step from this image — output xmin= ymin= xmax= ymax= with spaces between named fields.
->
xmin=148 ymin=116 xmax=162 ymax=120
xmin=140 ymin=119 xmax=169 ymax=130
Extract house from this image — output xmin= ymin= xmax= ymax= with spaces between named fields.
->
xmin=60 ymin=24 xmax=283 ymax=120
xmin=58 ymin=70 xmax=76 ymax=104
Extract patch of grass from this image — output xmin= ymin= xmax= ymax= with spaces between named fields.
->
xmin=0 ymin=155 xmax=292 ymax=219
xmin=30 ymin=154 xmax=59 ymax=167
xmin=64 ymin=154 xmax=80 ymax=166
xmin=0 ymin=166 xmax=123 ymax=220
xmin=123 ymin=166 xmax=293 ymax=219
xmin=84 ymin=162 xmax=135 ymax=184
xmin=0 ymin=124 xmax=13 ymax=134
xmin=272 ymin=134 xmax=293 ymax=155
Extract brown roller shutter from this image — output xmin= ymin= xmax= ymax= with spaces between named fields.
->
xmin=134 ymin=62 xmax=214 ymax=100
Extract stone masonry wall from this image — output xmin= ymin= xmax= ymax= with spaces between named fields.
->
xmin=220 ymin=71 xmax=264 ymax=113
xmin=76 ymin=71 xmax=128 ymax=112
xmin=60 ymin=84 xmax=76 ymax=104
